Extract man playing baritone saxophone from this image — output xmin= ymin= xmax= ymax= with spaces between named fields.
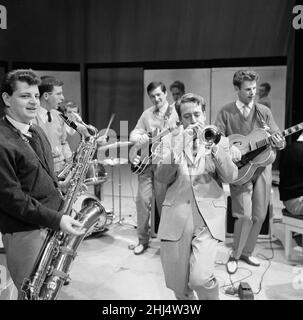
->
xmin=0 ymin=69 xmax=85 ymax=299
xmin=129 ymin=81 xmax=179 ymax=255
xmin=155 ymin=93 xmax=238 ymax=300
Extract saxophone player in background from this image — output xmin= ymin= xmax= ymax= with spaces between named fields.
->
xmin=0 ymin=69 xmax=85 ymax=299
xmin=34 ymin=76 xmax=96 ymax=175
xmin=58 ymin=100 xmax=108 ymax=151
xmin=155 ymin=93 xmax=238 ymax=300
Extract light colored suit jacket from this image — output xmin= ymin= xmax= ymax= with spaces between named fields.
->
xmin=155 ymin=128 xmax=238 ymax=242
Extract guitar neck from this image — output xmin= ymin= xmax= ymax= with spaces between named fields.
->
xmin=150 ymin=122 xmax=181 ymax=144
xmin=281 ymin=122 xmax=303 ymax=138
xmin=256 ymin=122 xmax=303 ymax=149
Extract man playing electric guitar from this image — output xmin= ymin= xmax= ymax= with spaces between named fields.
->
xmin=215 ymin=70 xmax=285 ymax=274
xmin=128 ymin=81 xmax=179 ymax=255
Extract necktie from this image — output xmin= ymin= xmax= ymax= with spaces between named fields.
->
xmin=242 ymin=105 xmax=250 ymax=118
xmin=28 ymin=126 xmax=47 ymax=166
xmin=47 ymin=111 xmax=52 ymax=122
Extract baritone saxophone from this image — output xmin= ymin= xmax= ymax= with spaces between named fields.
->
xmin=21 ymin=114 xmax=105 ymax=300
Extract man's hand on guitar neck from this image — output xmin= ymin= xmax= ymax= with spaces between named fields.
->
xmin=269 ymin=132 xmax=286 ymax=150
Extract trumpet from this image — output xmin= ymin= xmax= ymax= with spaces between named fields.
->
xmin=200 ymin=125 xmax=222 ymax=145
xmin=189 ymin=124 xmax=222 ymax=146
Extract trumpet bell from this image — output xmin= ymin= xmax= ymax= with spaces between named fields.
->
xmin=201 ymin=125 xmax=222 ymax=145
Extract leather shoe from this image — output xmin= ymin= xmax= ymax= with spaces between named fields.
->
xmin=239 ymin=255 xmax=260 ymax=266
xmin=64 ymin=279 xmax=70 ymax=286
xmin=134 ymin=243 xmax=148 ymax=255
xmin=0 ymin=247 xmax=5 ymax=254
xmin=226 ymin=256 xmax=238 ymax=274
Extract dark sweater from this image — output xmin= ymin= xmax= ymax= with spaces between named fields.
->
xmin=0 ymin=118 xmax=63 ymax=234
xmin=279 ymin=141 xmax=303 ymax=201
xmin=215 ymin=102 xmax=279 ymax=136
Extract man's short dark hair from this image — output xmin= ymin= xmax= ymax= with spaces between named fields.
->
xmin=58 ymin=100 xmax=79 ymax=114
xmin=169 ymin=80 xmax=185 ymax=94
xmin=39 ymin=75 xmax=64 ymax=97
xmin=175 ymin=93 xmax=206 ymax=118
xmin=1 ymin=69 xmax=41 ymax=97
xmin=260 ymin=82 xmax=271 ymax=94
xmin=146 ymin=81 xmax=166 ymax=95
xmin=233 ymin=70 xmax=259 ymax=89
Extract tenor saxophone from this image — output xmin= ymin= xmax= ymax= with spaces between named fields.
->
xmin=21 ymin=115 xmax=105 ymax=300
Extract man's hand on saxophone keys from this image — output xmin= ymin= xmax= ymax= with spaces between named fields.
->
xmin=60 ymin=215 xmax=86 ymax=236
xmin=76 ymin=123 xmax=91 ymax=138
xmin=58 ymin=168 xmax=75 ymax=195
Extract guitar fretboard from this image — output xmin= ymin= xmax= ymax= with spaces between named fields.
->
xmin=150 ymin=121 xmax=181 ymax=144
xmin=255 ymin=122 xmax=303 ymax=149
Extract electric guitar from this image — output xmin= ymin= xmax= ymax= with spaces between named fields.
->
xmin=129 ymin=122 xmax=181 ymax=175
xmin=229 ymin=122 xmax=303 ymax=185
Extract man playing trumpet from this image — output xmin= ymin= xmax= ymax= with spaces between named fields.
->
xmin=155 ymin=93 xmax=238 ymax=300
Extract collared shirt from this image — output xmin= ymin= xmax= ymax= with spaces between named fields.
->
xmin=153 ymin=102 xmax=169 ymax=117
xmin=130 ymin=102 xmax=179 ymax=143
xmin=33 ymin=106 xmax=72 ymax=172
xmin=5 ymin=115 xmax=31 ymax=137
xmin=235 ymin=99 xmax=254 ymax=115
xmin=37 ymin=107 xmax=53 ymax=124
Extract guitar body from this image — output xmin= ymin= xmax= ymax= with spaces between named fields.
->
xmin=129 ymin=122 xmax=181 ymax=175
xmin=129 ymin=140 xmax=164 ymax=175
xmin=229 ymin=128 xmax=276 ymax=185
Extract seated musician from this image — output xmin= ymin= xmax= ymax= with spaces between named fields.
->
xmin=128 ymin=81 xmax=179 ymax=255
xmin=0 ymin=69 xmax=85 ymax=299
xmin=155 ymin=93 xmax=238 ymax=300
xmin=279 ymin=132 xmax=303 ymax=246
xmin=215 ymin=70 xmax=285 ymax=274
xmin=279 ymin=132 xmax=303 ymax=216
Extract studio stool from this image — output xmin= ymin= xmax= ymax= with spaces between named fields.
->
xmin=282 ymin=208 xmax=303 ymax=261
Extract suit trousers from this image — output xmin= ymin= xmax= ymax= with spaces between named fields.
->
xmin=230 ymin=165 xmax=271 ymax=259
xmin=136 ymin=165 xmax=167 ymax=245
xmin=160 ymin=222 xmax=219 ymax=300
xmin=2 ymin=229 xmax=47 ymax=299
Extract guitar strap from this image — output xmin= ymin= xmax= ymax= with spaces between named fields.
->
xmin=156 ymin=104 xmax=174 ymax=135
xmin=254 ymin=103 xmax=271 ymax=132
xmin=163 ymin=104 xmax=173 ymax=121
